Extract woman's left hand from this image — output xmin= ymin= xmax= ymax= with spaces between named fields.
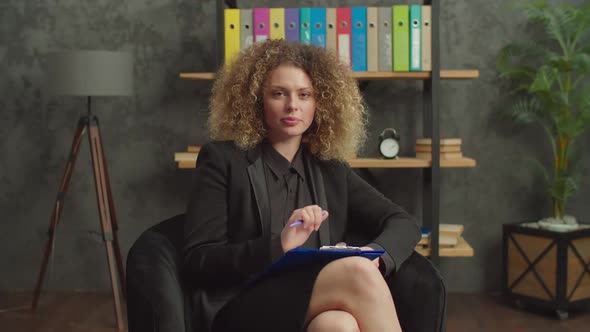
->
xmin=360 ymin=246 xmax=380 ymax=269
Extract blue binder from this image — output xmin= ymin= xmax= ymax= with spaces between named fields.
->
xmin=351 ymin=7 xmax=367 ymax=72
xmin=311 ymin=7 xmax=326 ymax=48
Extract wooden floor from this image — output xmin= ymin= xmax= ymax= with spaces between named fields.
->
xmin=0 ymin=291 xmax=589 ymax=331
xmin=446 ymin=293 xmax=589 ymax=332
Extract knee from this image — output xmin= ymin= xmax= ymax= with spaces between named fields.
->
xmin=338 ymin=256 xmax=386 ymax=293
xmin=330 ymin=257 xmax=391 ymax=299
xmin=307 ymin=310 xmax=360 ymax=332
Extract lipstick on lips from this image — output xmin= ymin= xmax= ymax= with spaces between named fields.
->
xmin=281 ymin=117 xmax=300 ymax=126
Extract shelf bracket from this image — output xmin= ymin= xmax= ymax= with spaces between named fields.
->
xmin=358 ymin=80 xmax=370 ymax=92
xmin=225 ymin=0 xmax=237 ymax=9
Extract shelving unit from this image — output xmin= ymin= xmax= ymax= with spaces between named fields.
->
xmin=177 ymin=0 xmax=478 ymax=263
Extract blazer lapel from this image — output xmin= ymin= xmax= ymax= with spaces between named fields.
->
xmin=304 ymin=152 xmax=331 ymax=246
xmin=247 ymin=147 xmax=270 ymax=238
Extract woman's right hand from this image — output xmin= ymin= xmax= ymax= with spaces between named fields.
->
xmin=280 ymin=205 xmax=329 ymax=253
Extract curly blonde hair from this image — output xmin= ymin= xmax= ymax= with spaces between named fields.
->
xmin=208 ymin=39 xmax=367 ymax=160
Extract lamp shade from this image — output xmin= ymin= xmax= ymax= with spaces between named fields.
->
xmin=47 ymin=50 xmax=134 ymax=96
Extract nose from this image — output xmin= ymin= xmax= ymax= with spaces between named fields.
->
xmin=287 ymin=95 xmax=299 ymax=112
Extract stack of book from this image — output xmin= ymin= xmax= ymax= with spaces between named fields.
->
xmin=187 ymin=145 xmax=202 ymax=153
xmin=174 ymin=145 xmax=201 ymax=168
xmin=415 ymin=138 xmax=463 ymax=160
xmin=418 ymin=224 xmax=465 ymax=248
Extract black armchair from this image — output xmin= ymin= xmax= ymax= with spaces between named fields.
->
xmin=126 ymin=214 xmax=447 ymax=332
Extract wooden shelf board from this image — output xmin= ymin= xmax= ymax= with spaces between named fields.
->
xmin=179 ymin=69 xmax=480 ymax=81
xmin=175 ymin=153 xmax=476 ymax=169
xmin=349 ymin=157 xmax=476 ymax=168
xmin=415 ymin=237 xmax=474 ymax=257
xmin=440 ymin=157 xmax=477 ymax=168
xmin=439 ymin=69 xmax=480 ymax=79
xmin=348 ymin=157 xmax=430 ymax=168
xmin=179 ymin=72 xmax=216 ymax=80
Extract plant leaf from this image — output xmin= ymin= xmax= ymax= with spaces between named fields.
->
xmin=572 ymin=82 xmax=590 ymax=129
xmin=496 ymin=42 xmax=541 ymax=80
xmin=529 ymin=65 xmax=556 ymax=92
xmin=556 ymin=115 xmax=584 ymax=139
xmin=571 ymin=3 xmax=590 ymax=49
xmin=549 ymin=173 xmax=580 ymax=202
xmin=523 ymin=156 xmax=550 ymax=186
xmin=570 ymin=52 xmax=590 ymax=74
xmin=510 ymin=97 xmax=542 ymax=124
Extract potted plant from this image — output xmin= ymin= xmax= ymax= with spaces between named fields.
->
xmin=497 ymin=0 xmax=590 ymax=229
xmin=496 ymin=0 xmax=590 ymax=319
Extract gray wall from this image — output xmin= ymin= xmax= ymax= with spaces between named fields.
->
xmin=1 ymin=0 xmax=588 ymax=292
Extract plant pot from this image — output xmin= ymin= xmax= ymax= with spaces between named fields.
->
xmin=537 ymin=221 xmax=580 ymax=232
xmin=502 ymin=222 xmax=590 ymax=319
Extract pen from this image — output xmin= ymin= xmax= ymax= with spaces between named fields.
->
xmin=289 ymin=210 xmax=328 ymax=228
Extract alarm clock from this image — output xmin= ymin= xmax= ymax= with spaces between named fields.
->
xmin=379 ymin=128 xmax=400 ymax=159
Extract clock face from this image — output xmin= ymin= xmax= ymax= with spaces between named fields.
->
xmin=380 ymin=138 xmax=399 ymax=158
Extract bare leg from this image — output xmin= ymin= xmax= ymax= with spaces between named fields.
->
xmin=307 ymin=310 xmax=360 ymax=332
xmin=305 ymin=256 xmax=402 ymax=332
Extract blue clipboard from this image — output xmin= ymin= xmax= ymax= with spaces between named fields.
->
xmin=250 ymin=248 xmax=385 ymax=285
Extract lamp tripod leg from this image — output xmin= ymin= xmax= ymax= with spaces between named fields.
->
xmin=88 ymin=117 xmax=125 ymax=331
xmin=32 ymin=119 xmax=87 ymax=311
xmin=96 ymin=127 xmax=126 ymax=298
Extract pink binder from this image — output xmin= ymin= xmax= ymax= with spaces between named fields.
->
xmin=254 ymin=8 xmax=270 ymax=43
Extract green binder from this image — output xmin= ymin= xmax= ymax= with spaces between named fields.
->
xmin=393 ymin=5 xmax=409 ymax=72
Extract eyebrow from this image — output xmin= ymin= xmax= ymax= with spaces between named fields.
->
xmin=268 ymin=85 xmax=313 ymax=90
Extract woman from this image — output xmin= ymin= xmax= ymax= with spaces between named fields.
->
xmin=183 ymin=39 xmax=420 ymax=332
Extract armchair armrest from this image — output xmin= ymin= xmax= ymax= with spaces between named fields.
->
xmin=126 ymin=215 xmax=190 ymax=332
xmin=386 ymin=251 xmax=447 ymax=332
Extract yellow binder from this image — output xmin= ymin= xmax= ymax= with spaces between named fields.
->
xmin=224 ymin=9 xmax=240 ymax=66
xmin=270 ymin=8 xmax=285 ymax=40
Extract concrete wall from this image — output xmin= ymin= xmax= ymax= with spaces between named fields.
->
xmin=1 ymin=0 xmax=588 ymax=291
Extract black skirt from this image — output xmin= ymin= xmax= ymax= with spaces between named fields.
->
xmin=211 ymin=258 xmax=335 ymax=332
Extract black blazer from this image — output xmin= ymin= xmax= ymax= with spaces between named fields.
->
xmin=183 ymin=141 xmax=420 ymax=328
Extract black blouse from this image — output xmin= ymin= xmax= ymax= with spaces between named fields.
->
xmin=261 ymin=140 xmax=392 ymax=274
xmin=261 ymin=140 xmax=319 ymax=251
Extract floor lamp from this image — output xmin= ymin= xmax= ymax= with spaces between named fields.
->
xmin=32 ymin=50 xmax=133 ymax=331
